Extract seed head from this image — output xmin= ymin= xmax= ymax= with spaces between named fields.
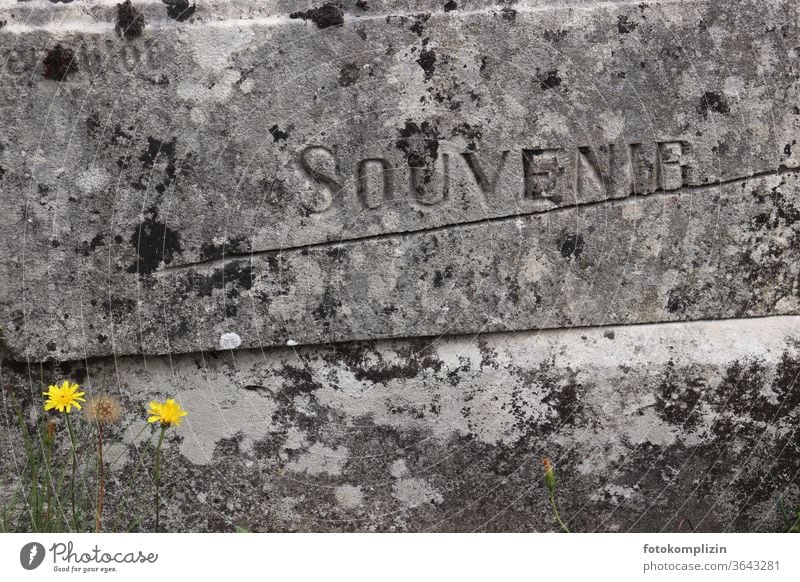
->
xmin=84 ymin=395 xmax=122 ymax=426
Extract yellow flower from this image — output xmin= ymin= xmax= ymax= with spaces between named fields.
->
xmin=43 ymin=380 xmax=86 ymax=413
xmin=147 ymin=398 xmax=187 ymax=427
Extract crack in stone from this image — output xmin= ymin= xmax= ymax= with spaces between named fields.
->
xmin=162 ymin=165 xmax=798 ymax=274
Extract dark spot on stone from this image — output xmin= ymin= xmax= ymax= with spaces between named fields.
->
xmin=76 ymin=233 xmax=106 ymax=256
xmin=96 ymin=334 xmax=108 ymax=343
xmin=396 ymin=119 xmax=440 ymax=167
xmin=199 ymin=236 xmax=251 ymax=261
xmin=444 ymin=0 xmax=457 ymax=11
xmin=538 ymin=69 xmax=561 ymax=90
xmin=140 ymin=136 xmax=177 ymax=186
xmin=697 ymin=91 xmax=730 ymax=118
xmin=114 ymin=235 xmax=123 ymax=244
xmin=558 ymin=233 xmax=584 ymax=259
xmin=126 ymin=209 xmax=182 ymax=275
xmin=337 ymin=62 xmax=360 ymax=87
xmin=665 ymin=285 xmax=703 ymax=314
xmin=654 ymin=361 xmax=705 ymax=428
xmin=313 ymin=287 xmax=341 ymax=322
xmin=712 ymin=358 xmax=768 ymax=421
xmin=268 ymin=125 xmax=290 ymax=142
xmin=355 ymin=0 xmax=369 ymax=9
xmin=500 ymin=7 xmax=516 ymax=21
xmin=162 ymin=0 xmax=195 ymax=22
xmin=432 ymin=266 xmax=454 ymax=288
xmin=543 ymin=29 xmax=568 ymax=43
xmin=289 ymin=3 xmax=344 ymax=29
xmin=348 ymin=346 xmax=444 ymax=386
xmin=0 ymin=20 xmax=6 ymax=29
xmin=194 ymin=263 xmax=253 ymax=298
xmin=116 ymin=0 xmax=145 ymax=38
xmin=46 ymin=341 xmax=57 ymax=351
xmin=784 ymin=141 xmax=795 ymax=156
xmin=417 ymin=48 xmax=436 ymax=80
xmin=541 ymin=379 xmax=584 ymax=429
xmin=42 ymin=44 xmax=78 ymax=80
xmin=409 ymin=13 xmax=430 ymax=36
xmin=617 ymin=15 xmax=637 ymax=33
xmin=604 ymin=330 xmax=615 ymax=340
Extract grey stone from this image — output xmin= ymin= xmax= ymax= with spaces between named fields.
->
xmin=0 ymin=0 xmax=799 ymax=532
xmin=1 ymin=0 xmax=797 ymax=360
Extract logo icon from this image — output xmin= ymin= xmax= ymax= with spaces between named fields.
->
xmin=20 ymin=542 xmax=46 ymax=570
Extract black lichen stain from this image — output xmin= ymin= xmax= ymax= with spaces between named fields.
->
xmin=268 ymin=125 xmax=290 ymax=142
xmin=409 ymin=13 xmax=430 ymax=35
xmin=339 ymin=342 xmax=445 ymax=386
xmin=42 ymin=45 xmax=78 ymax=80
xmin=543 ymin=29 xmax=568 ymax=43
xmin=697 ymin=91 xmax=730 ymax=118
xmin=313 ymin=287 xmax=341 ymax=324
xmin=162 ymin=0 xmax=195 ymax=22
xmin=617 ymin=15 xmax=637 ymax=33
xmin=126 ymin=208 xmax=183 ymax=275
xmin=76 ymin=233 xmax=106 ymax=256
xmin=770 ymin=353 xmax=800 ymax=420
xmin=417 ymin=48 xmax=436 ymax=81
xmin=337 ymin=62 xmax=360 ymax=87
xmin=500 ymin=7 xmax=516 ymax=21
xmin=289 ymin=3 xmax=344 ymax=29
xmin=355 ymin=0 xmax=369 ymax=9
xmin=558 ymin=233 xmax=584 ymax=259
xmin=139 ymin=136 xmax=178 ymax=192
xmin=541 ymin=378 xmax=584 ymax=430
xmin=444 ymin=0 xmax=457 ymax=11
xmin=116 ymin=0 xmax=145 ymax=38
xmin=538 ymin=69 xmax=561 ymax=90
xmin=199 ymin=236 xmax=251 ymax=261
xmin=99 ymin=296 xmax=137 ymax=323
xmin=665 ymin=285 xmax=700 ymax=314
xmin=452 ymin=122 xmax=482 ymax=151
xmin=396 ymin=119 xmax=440 ymax=167
xmin=655 ymin=361 xmax=705 ymax=427
xmin=140 ymin=136 xmax=176 ymax=172
xmin=711 ymin=358 xmax=768 ymax=420
xmin=192 ymin=262 xmax=254 ymax=298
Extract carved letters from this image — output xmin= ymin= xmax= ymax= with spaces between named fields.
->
xmin=297 ymin=140 xmax=692 ymax=213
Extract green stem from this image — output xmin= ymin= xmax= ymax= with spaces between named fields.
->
xmin=44 ymin=433 xmax=54 ymax=531
xmin=549 ymin=491 xmax=570 ymax=533
xmin=154 ymin=425 xmax=166 ymax=532
xmin=111 ymin=431 xmax=156 ymax=532
xmin=65 ymin=413 xmax=79 ymax=532
xmin=95 ymin=426 xmax=104 ymax=533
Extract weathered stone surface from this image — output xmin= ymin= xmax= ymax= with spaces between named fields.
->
xmin=1 ymin=0 xmax=799 ymax=532
xmin=0 ymin=0 xmax=797 ymax=359
xmin=3 ymin=316 xmax=799 ymax=531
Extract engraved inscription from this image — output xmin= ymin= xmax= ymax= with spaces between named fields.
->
xmin=357 ymin=158 xmax=392 ymax=209
xmin=295 ymin=139 xmax=701 ymax=214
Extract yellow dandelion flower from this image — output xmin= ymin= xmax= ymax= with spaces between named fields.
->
xmin=147 ymin=398 xmax=187 ymax=427
xmin=84 ymin=395 xmax=122 ymax=426
xmin=43 ymin=380 xmax=86 ymax=413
